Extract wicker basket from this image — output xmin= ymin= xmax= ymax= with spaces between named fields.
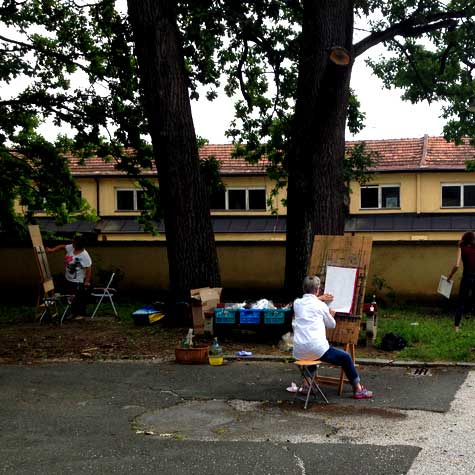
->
xmin=175 ymin=344 xmax=209 ymax=364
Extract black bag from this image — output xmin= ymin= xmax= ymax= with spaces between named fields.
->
xmin=380 ymin=332 xmax=407 ymax=351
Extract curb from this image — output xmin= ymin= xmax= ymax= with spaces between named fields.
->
xmin=224 ymin=354 xmax=475 ymax=368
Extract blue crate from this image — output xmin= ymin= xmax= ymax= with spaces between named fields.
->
xmin=239 ymin=309 xmax=261 ymax=324
xmin=263 ymin=308 xmax=289 ymax=325
xmin=214 ymin=308 xmax=236 ymax=324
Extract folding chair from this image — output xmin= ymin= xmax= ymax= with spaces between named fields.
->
xmin=91 ymin=273 xmax=118 ymax=318
xmin=37 ymin=279 xmax=73 ymax=325
xmin=294 ymin=360 xmax=329 ymax=409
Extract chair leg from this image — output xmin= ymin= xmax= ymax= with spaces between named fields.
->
xmin=109 ymin=296 xmax=118 ymax=317
xmin=91 ymin=295 xmax=106 ymax=319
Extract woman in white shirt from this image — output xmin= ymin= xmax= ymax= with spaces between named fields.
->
xmin=293 ymin=275 xmax=373 ymax=399
xmin=46 ymin=236 xmax=92 ymax=317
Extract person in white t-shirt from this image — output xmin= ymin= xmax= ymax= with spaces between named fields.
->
xmin=46 ymin=236 xmax=92 ymax=317
xmin=292 ymin=275 xmax=373 ymax=399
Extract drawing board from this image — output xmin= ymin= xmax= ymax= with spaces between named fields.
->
xmin=324 ymin=265 xmax=358 ymax=313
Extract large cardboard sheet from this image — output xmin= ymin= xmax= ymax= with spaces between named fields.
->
xmin=324 ymin=265 xmax=358 ymax=314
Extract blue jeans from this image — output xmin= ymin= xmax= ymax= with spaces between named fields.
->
xmin=320 ymin=346 xmax=360 ymax=387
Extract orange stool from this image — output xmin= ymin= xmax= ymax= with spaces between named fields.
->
xmin=294 ymin=360 xmax=329 ymax=408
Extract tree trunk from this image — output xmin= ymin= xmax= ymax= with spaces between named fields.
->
xmin=284 ymin=0 xmax=354 ymax=297
xmin=127 ymin=0 xmax=220 ymax=301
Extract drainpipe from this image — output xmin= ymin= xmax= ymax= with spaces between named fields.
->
xmin=95 ymin=177 xmax=100 ymax=216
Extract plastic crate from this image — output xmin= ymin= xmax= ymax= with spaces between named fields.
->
xmin=214 ymin=307 xmax=236 ymax=324
xmin=239 ymin=309 xmax=261 ymax=324
xmin=263 ymin=308 xmax=289 ymax=325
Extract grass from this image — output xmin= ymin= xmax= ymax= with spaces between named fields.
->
xmin=373 ymin=306 xmax=475 ymax=362
xmin=1 ymin=302 xmax=475 ymax=362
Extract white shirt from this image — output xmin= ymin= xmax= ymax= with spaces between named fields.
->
xmin=292 ymin=293 xmax=336 ymax=360
xmin=64 ymin=244 xmax=92 ymax=283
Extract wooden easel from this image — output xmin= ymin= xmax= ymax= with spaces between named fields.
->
xmin=308 ymin=235 xmax=373 ymax=395
xmin=28 ymin=225 xmax=70 ymax=323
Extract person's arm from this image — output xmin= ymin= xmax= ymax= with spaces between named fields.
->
xmin=83 ymin=266 xmax=92 ymax=286
xmin=322 ymin=307 xmax=336 ymax=329
xmin=447 ymin=247 xmax=462 ymax=281
xmin=45 ymin=244 xmax=66 ymax=253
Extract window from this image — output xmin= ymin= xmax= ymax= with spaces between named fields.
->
xmin=360 ymin=185 xmax=400 ymax=209
xmin=116 ymin=189 xmax=144 ymax=211
xmin=442 ymin=184 xmax=475 ymax=208
xmin=210 ymin=188 xmax=266 ymax=211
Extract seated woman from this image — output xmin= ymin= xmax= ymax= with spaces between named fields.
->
xmin=292 ymin=275 xmax=373 ymax=399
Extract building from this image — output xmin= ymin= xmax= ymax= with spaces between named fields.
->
xmin=33 ymin=135 xmax=475 ymax=243
xmin=6 ymin=135 xmax=475 ymax=300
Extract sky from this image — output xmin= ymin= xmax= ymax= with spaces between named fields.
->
xmin=3 ymin=1 xmax=448 ymax=145
xmin=190 ymin=47 xmax=447 ymax=144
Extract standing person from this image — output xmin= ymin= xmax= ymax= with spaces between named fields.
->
xmin=46 ymin=236 xmax=92 ymax=318
xmin=292 ymin=275 xmax=373 ymax=399
xmin=447 ymin=231 xmax=475 ymax=332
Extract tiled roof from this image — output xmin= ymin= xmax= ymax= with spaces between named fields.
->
xmin=65 ymin=136 xmax=475 ymax=176
xmin=68 ymin=144 xmax=268 ymax=176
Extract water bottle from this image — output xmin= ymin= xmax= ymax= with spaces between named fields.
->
xmin=208 ymin=337 xmax=223 ymax=366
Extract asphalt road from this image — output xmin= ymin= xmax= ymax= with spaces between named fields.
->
xmin=0 ymin=360 xmax=469 ymax=474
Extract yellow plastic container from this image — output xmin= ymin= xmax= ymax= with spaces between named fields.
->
xmin=209 ymin=355 xmax=224 ymax=366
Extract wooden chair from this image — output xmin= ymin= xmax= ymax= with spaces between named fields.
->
xmin=294 ymin=360 xmax=329 ymax=409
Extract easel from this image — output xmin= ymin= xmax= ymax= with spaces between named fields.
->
xmin=308 ymin=235 xmax=373 ymax=395
xmin=28 ymin=225 xmax=71 ymax=323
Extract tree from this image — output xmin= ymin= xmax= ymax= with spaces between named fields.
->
xmin=215 ymin=0 xmax=475 ymax=296
xmin=126 ymin=0 xmax=220 ymax=298
xmin=0 ymin=0 xmax=222 ymax=300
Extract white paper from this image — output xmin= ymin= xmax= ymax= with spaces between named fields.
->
xmin=437 ymin=275 xmax=453 ymax=299
xmin=324 ymin=266 xmax=358 ymax=313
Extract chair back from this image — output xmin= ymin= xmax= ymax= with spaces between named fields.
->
xmin=104 ymin=273 xmax=115 ymax=289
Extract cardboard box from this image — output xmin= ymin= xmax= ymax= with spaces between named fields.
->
xmin=191 ymin=287 xmax=222 ymax=335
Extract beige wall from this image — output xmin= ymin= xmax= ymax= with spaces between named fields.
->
xmin=0 ymin=241 xmax=460 ymax=304
xmin=75 ymin=175 xmax=288 ymax=217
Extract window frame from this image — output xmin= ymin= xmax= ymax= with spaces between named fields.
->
xmin=115 ymin=188 xmax=144 ymax=211
xmin=360 ymin=184 xmax=401 ymax=210
xmin=211 ymin=187 xmax=267 ymax=211
xmin=441 ymin=183 xmax=475 ymax=208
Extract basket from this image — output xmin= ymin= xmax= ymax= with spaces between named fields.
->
xmin=239 ymin=309 xmax=261 ymax=324
xmin=263 ymin=308 xmax=289 ymax=325
xmin=175 ymin=344 xmax=209 ymax=364
xmin=214 ymin=308 xmax=236 ymax=324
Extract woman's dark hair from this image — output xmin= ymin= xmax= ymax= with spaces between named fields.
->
xmin=459 ymin=231 xmax=475 ymax=248
xmin=72 ymin=235 xmax=86 ymax=250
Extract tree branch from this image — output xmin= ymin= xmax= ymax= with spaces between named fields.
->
xmin=354 ymin=10 xmax=470 ymax=57
xmin=391 ymin=38 xmax=433 ymax=104
xmin=0 ymin=33 xmax=91 ymax=74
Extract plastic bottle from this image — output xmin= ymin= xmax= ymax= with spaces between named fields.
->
xmin=208 ymin=337 xmax=223 ymax=366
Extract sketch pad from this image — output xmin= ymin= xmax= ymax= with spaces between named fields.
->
xmin=437 ymin=275 xmax=453 ymax=299
xmin=324 ymin=265 xmax=358 ymax=314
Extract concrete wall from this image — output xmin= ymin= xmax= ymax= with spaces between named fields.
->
xmin=0 ymin=241 xmax=458 ymax=304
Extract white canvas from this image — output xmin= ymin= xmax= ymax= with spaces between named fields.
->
xmin=324 ymin=265 xmax=358 ymax=313
xmin=437 ymin=275 xmax=453 ymax=299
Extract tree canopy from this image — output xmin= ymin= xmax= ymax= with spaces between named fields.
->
xmin=1 ymin=0 xmax=475 ymax=295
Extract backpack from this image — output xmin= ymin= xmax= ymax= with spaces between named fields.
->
xmin=380 ymin=332 xmax=407 ymax=351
